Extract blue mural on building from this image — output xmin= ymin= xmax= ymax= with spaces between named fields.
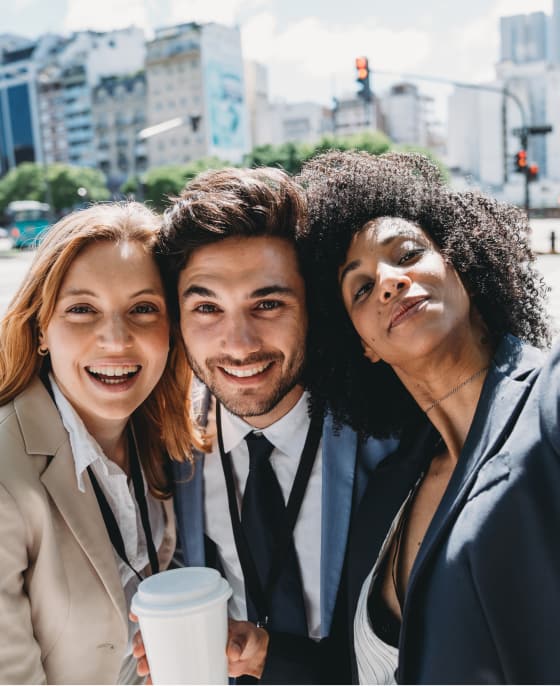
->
xmin=206 ymin=62 xmax=245 ymax=150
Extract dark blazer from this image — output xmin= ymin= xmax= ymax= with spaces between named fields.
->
xmin=348 ymin=334 xmax=560 ymax=684
xmin=173 ymin=389 xmax=397 ymax=684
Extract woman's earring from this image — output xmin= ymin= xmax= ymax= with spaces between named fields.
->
xmin=38 ymin=345 xmax=49 ymax=357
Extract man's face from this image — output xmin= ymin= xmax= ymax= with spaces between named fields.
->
xmin=178 ymin=236 xmax=308 ymax=425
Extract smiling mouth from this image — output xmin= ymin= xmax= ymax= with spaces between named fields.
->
xmin=220 ymin=361 xmax=274 ymax=379
xmin=86 ymin=364 xmax=141 ymax=385
xmin=390 ymin=297 xmax=429 ymax=329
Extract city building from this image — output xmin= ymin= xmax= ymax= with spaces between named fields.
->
xmin=145 ymin=22 xmax=249 ymax=166
xmin=38 ymin=27 xmax=146 ymax=170
xmin=0 ymin=33 xmax=62 ymax=176
xmin=331 ymin=95 xmax=379 ymax=137
xmin=91 ymin=72 xmax=148 ymax=191
xmin=500 ymin=12 xmax=549 ymax=64
xmin=244 ymin=60 xmax=268 ymax=148
xmin=447 ymin=84 xmax=504 ymax=188
xmin=552 ymin=0 xmax=560 ymax=64
xmin=382 ymin=82 xmax=432 ymax=147
xmin=245 ymin=60 xmax=331 ymax=148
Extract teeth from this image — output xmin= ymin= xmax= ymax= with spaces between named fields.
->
xmin=222 ymin=363 xmax=271 ymax=378
xmin=87 ymin=365 xmax=140 ymax=377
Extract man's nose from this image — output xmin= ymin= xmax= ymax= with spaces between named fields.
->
xmin=222 ymin=313 xmax=261 ymax=358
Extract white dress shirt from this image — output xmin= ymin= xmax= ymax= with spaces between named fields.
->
xmin=203 ymin=390 xmax=324 ymax=639
xmin=49 ymin=375 xmax=164 ymax=684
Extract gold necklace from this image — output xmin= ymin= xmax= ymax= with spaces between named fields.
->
xmin=423 ymin=366 xmax=489 ymax=414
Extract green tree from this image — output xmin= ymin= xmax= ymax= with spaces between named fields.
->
xmin=392 ymin=143 xmax=450 ymax=183
xmin=47 ymin=164 xmax=110 ymax=213
xmin=243 ymin=131 xmax=393 ymax=174
xmin=0 ymin=162 xmax=110 ymax=215
xmin=0 ymin=163 xmax=45 ymax=212
xmin=243 ymin=141 xmax=314 ymax=175
xmin=122 ymin=157 xmax=230 ymax=211
xmin=312 ymin=130 xmax=392 ymax=156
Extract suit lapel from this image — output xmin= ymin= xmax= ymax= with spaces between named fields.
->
xmin=40 ymin=442 xmax=128 ymax=631
xmin=172 ymin=454 xmax=206 ymax=566
xmin=348 ymin=422 xmax=433 ymax=616
xmin=320 ymin=414 xmax=358 ymax=635
xmin=15 ymin=377 xmax=128 ymax=633
xmin=404 ymin=337 xmax=542 ymax=622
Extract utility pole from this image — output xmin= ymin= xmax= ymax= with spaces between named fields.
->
xmin=367 ymin=69 xmax=554 ymax=215
xmin=513 ymin=125 xmax=553 ymax=214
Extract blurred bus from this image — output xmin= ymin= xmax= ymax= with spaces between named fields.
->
xmin=7 ymin=200 xmax=51 ymax=248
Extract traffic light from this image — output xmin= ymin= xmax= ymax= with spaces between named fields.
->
xmin=515 ymin=150 xmax=527 ymax=172
xmin=355 ymin=56 xmax=372 ymax=102
xmin=528 ymin=163 xmax=539 ymax=182
xmin=515 ymin=149 xmax=527 ymax=172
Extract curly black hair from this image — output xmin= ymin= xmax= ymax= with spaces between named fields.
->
xmin=296 ymin=150 xmax=551 ymax=438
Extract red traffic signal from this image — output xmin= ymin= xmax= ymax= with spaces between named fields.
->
xmin=355 ymin=56 xmax=371 ymax=102
xmin=515 ymin=149 xmax=527 ymax=171
xmin=355 ymin=57 xmax=369 ymax=81
xmin=528 ymin=163 xmax=539 ymax=182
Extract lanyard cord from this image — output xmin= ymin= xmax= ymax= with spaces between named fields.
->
xmin=217 ymin=402 xmax=322 ymax=626
xmin=87 ymin=427 xmax=159 ymax=582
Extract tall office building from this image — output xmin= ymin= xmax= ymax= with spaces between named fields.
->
xmin=38 ymin=27 xmax=146 ymax=169
xmin=145 ymin=22 xmax=249 ymax=166
xmin=0 ymin=34 xmax=62 ymax=176
xmin=91 ymin=72 xmax=148 ymax=191
xmin=551 ymin=0 xmax=560 ymax=64
xmin=382 ymin=82 xmax=432 ymax=147
xmin=500 ymin=12 xmax=548 ymax=64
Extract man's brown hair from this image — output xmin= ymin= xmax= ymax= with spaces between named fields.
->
xmin=159 ymin=166 xmax=307 ymax=278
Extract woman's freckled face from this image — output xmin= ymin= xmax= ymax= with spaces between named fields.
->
xmin=338 ymin=218 xmax=472 ymax=367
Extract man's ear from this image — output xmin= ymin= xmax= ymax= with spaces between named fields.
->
xmin=361 ymin=339 xmax=381 ymax=364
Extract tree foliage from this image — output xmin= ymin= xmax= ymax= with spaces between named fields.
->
xmin=0 ymin=162 xmax=110 ymax=215
xmin=121 ymin=157 xmax=230 ymax=211
xmin=392 ymin=143 xmax=450 ymax=184
xmin=243 ymin=130 xmax=393 ymax=174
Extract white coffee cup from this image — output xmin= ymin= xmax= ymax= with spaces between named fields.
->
xmin=131 ymin=567 xmax=232 ymax=685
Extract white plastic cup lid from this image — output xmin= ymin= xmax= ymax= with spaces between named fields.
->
xmin=132 ymin=567 xmax=232 ymax=617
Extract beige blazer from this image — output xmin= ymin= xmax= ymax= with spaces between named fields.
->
xmin=0 ymin=377 xmax=176 ymax=684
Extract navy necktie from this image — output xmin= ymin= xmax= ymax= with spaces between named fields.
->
xmin=241 ymin=432 xmax=308 ymax=635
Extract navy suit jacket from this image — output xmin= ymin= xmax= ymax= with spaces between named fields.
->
xmin=173 ymin=393 xmax=396 ymax=683
xmin=348 ymin=335 xmax=560 ymax=684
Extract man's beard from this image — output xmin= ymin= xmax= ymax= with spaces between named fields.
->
xmin=186 ymin=349 xmax=305 ymax=419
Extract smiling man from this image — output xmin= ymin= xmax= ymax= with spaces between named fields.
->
xmin=154 ymin=167 xmax=395 ymax=684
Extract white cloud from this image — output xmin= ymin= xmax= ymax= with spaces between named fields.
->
xmin=168 ymin=0 xmax=269 ymax=27
xmin=63 ymin=0 xmax=152 ymax=34
xmin=14 ymin=0 xmax=35 ymax=9
xmin=241 ymin=12 xmax=430 ymax=102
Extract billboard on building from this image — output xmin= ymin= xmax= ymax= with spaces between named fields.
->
xmin=201 ymin=25 xmax=249 ymax=163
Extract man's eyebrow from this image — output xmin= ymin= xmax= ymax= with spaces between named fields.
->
xmin=182 ymin=285 xmax=217 ymax=299
xmin=250 ymin=285 xmax=296 ymax=298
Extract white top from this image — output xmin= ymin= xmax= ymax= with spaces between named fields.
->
xmin=203 ymin=390 xmax=324 ymax=639
xmin=50 ymin=375 xmax=164 ymax=684
xmin=354 ymin=487 xmax=419 ymax=685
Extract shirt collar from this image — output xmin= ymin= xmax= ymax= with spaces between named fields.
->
xmin=49 ymin=373 xmax=113 ymax=492
xmin=220 ymin=390 xmax=312 ymax=460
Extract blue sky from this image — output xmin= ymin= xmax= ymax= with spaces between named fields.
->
xmin=1 ymin=0 xmax=553 ymax=122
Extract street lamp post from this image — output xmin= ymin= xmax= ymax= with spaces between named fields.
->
xmin=367 ymin=69 xmax=553 ymax=214
xmin=129 ymin=115 xmax=201 ymax=201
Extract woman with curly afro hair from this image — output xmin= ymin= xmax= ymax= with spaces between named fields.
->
xmin=296 ymin=150 xmax=560 ymax=684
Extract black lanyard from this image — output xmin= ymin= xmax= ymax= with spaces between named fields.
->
xmin=217 ymin=401 xmax=322 ymax=627
xmin=87 ymin=427 xmax=159 ymax=582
